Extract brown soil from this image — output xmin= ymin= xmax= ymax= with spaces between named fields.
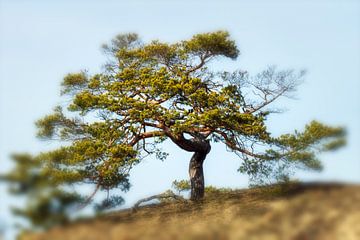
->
xmin=20 ymin=182 xmax=360 ymax=240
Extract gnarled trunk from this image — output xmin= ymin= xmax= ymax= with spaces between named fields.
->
xmin=189 ymin=142 xmax=211 ymax=201
xmin=164 ymin=129 xmax=211 ymax=201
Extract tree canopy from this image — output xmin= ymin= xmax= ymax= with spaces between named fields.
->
xmin=1 ymin=31 xmax=345 ymax=228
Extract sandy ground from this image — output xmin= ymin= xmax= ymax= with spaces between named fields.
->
xmin=20 ymin=182 xmax=360 ymax=240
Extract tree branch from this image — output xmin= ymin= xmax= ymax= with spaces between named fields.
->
xmin=215 ymin=130 xmax=266 ymax=159
xmin=185 ymin=52 xmax=212 ymax=74
xmin=129 ymin=130 xmax=165 ymax=146
xmin=246 ymin=87 xmax=288 ymax=113
xmin=132 ymin=190 xmax=185 ymax=212
xmin=77 ymin=183 xmax=100 ymax=210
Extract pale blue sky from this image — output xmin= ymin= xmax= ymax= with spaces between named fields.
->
xmin=0 ymin=0 xmax=359 ymax=239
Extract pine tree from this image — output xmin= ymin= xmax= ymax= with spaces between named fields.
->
xmin=1 ymin=31 xmax=345 ymax=228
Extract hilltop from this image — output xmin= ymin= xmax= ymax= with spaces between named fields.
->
xmin=20 ymin=182 xmax=360 ymax=240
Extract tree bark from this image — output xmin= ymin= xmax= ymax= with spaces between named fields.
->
xmin=189 ymin=141 xmax=211 ymax=201
xmin=164 ymin=130 xmax=211 ymax=201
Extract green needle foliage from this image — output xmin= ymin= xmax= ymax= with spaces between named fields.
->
xmin=0 ymin=154 xmax=83 ymax=229
xmin=1 ymin=31 xmax=345 ymax=228
xmin=172 ymin=180 xmax=191 ymax=194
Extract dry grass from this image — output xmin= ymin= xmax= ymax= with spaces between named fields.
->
xmin=20 ymin=182 xmax=360 ymax=240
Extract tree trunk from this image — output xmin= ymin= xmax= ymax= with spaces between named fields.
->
xmin=189 ymin=143 xmax=211 ymax=201
xmin=165 ymin=130 xmax=211 ymax=201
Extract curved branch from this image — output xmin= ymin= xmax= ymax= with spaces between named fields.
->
xmin=77 ymin=183 xmax=100 ymax=210
xmin=164 ymin=128 xmax=209 ymax=152
xmin=129 ymin=130 xmax=165 ymax=146
xmin=185 ymin=52 xmax=212 ymax=74
xmin=132 ymin=190 xmax=185 ymax=212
